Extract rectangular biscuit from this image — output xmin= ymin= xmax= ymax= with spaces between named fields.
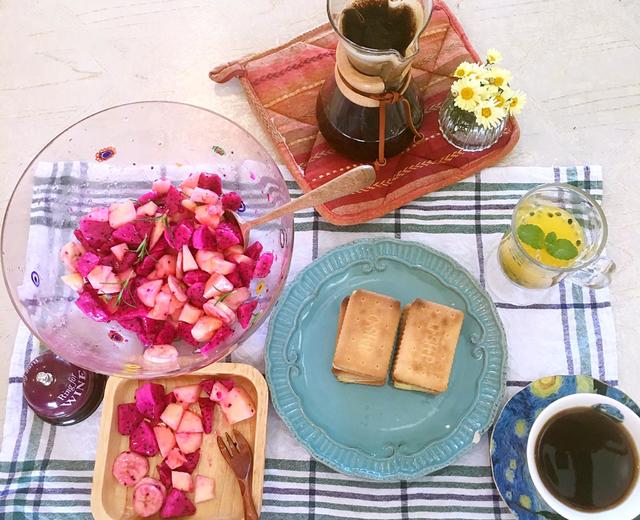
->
xmin=392 ymin=299 xmax=463 ymax=393
xmin=332 ymin=289 xmax=401 ymax=386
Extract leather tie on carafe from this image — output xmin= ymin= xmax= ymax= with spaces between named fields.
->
xmin=336 ymin=67 xmax=424 ymax=167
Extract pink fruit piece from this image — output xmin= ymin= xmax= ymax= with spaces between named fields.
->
xmin=203 ymin=272 xmax=234 ymax=299
xmin=219 ymin=387 xmax=256 ymax=425
xmin=238 ymin=261 xmax=255 ymax=287
xmin=177 ymin=410 xmax=203 ymax=433
xmin=166 ymin=391 xmax=177 ymax=404
xmin=112 ymin=222 xmax=143 ymax=247
xmin=220 ymin=379 xmax=235 ymax=391
xmin=142 ymin=317 xmax=163 ymax=339
xmin=226 ymin=269 xmax=243 ymax=288
xmin=171 ymin=471 xmax=193 ymax=492
xmin=73 ymin=229 xmax=95 ymax=252
xmin=144 ymin=344 xmax=178 ymax=364
xmin=221 ymin=192 xmax=243 ymax=211
xmin=200 ymin=379 xmax=215 ymax=397
xmin=153 ymin=178 xmax=172 ymax=195
xmin=135 ymin=382 xmax=167 ymax=422
xmin=133 ymin=220 xmax=154 ymax=242
xmin=168 ymin=275 xmax=188 ymax=302
xmin=138 ymin=190 xmax=158 ymax=205
xmin=79 ymin=218 xmax=112 ymax=248
xmin=203 ymin=301 xmax=236 ymax=325
xmin=117 ymin=403 xmax=144 ymax=435
xmin=200 ymin=325 xmax=234 ymax=354
xmin=156 ymin=322 xmax=176 ymax=344
xmin=154 ymin=425 xmax=176 ymax=458
xmin=137 ymin=279 xmax=163 ymax=308
xmin=215 ymin=223 xmax=240 ymax=250
xmin=135 ymin=476 xmax=166 ymax=498
xmin=209 ymin=381 xmax=231 ymax=402
xmin=179 ymin=173 xmax=200 ymax=190
xmin=173 ymin=385 xmax=201 ymax=407
xmin=117 ymin=318 xmax=145 ymax=340
xmin=75 ymin=286 xmax=110 ymax=322
xmin=198 ymin=398 xmax=214 ymax=434
xmin=164 ymin=185 xmax=185 ymax=216
xmin=113 ymin=251 xmax=137 ymax=274
xmin=134 ymin=255 xmax=155 ymax=277
xmin=109 ymin=200 xmax=137 ymax=229
xmin=191 ymin=226 xmax=216 ymax=250
xmin=165 ymin=447 xmax=187 ymax=470
xmin=165 ymin=222 xmax=193 ymax=250
xmin=186 ymin=283 xmax=206 ymax=308
xmin=160 ymin=488 xmax=196 ymax=518
xmin=175 ymin=432 xmax=203 ymax=454
xmin=156 ymin=460 xmax=172 ymax=489
xmin=190 ymin=187 xmax=218 ymax=204
xmin=254 ymin=252 xmax=274 ymax=278
xmin=224 ymin=287 xmax=251 ymax=310
xmin=175 ymin=449 xmax=200 ymax=474
xmin=183 ymin=269 xmax=210 ymax=286
xmin=160 ymin=402 xmax=185 ymax=431
xmin=112 ymin=451 xmax=149 ymax=487
xmin=177 ymin=322 xmax=199 ymax=346
xmin=150 ymin=233 xmax=168 ymax=257
xmin=194 ymin=475 xmax=216 ymax=504
xmin=179 ymin=302 xmax=203 ymax=323
xmin=129 ymin=421 xmax=160 ymax=457
xmin=244 ymin=241 xmax=263 ymax=261
xmin=133 ymin=479 xmax=165 ymax=517
xmin=76 ymin=252 xmax=100 ymax=277
xmin=99 ymin=253 xmax=114 ymax=267
xmin=191 ymin=316 xmax=223 ymax=342
xmin=197 ymin=173 xmax=222 ymax=194
xmin=237 ymin=299 xmax=259 ymax=329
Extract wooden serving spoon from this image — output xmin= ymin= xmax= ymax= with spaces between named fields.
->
xmin=224 ymin=164 xmax=376 ymax=246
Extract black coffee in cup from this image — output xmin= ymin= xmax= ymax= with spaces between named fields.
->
xmin=535 ymin=406 xmax=638 ymax=511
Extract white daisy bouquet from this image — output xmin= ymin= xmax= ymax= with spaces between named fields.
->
xmin=450 ymin=49 xmax=526 ymax=129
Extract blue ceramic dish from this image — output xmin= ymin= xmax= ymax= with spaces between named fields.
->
xmin=265 ymin=238 xmax=507 ymax=480
xmin=490 ymin=375 xmax=640 ymax=519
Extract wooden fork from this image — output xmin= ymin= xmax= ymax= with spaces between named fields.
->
xmin=217 ymin=430 xmax=259 ymax=520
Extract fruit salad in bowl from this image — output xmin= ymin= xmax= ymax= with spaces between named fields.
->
xmin=60 ymin=172 xmax=274 ymax=364
xmin=1 ymin=101 xmax=293 ymax=377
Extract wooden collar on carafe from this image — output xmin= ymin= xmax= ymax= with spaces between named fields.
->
xmin=334 ymin=43 xmax=424 ymax=167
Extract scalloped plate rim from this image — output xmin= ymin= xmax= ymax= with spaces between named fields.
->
xmin=265 ymin=237 xmax=508 ymax=480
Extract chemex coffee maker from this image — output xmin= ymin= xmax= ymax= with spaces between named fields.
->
xmin=317 ymin=0 xmax=433 ymax=166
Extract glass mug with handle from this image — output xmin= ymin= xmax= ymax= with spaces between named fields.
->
xmin=497 ymin=183 xmax=615 ymax=290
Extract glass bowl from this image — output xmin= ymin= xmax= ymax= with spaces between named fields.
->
xmin=1 ymin=101 xmax=294 ymax=378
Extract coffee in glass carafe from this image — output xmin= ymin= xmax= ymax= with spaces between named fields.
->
xmin=317 ymin=0 xmax=433 ymax=165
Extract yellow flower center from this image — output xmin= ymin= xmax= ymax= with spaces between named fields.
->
xmin=481 ymin=107 xmax=492 ymax=118
xmin=494 ymin=77 xmax=504 ymax=87
xmin=495 ymin=95 xmax=505 ymax=107
xmin=510 ymin=97 xmax=518 ymax=107
xmin=460 ymin=87 xmax=475 ymax=100
xmin=454 ymin=69 xmax=465 ymax=77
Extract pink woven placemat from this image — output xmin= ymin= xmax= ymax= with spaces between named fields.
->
xmin=210 ymin=0 xmax=520 ymax=225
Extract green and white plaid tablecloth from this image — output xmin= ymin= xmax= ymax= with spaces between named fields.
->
xmin=0 ymin=165 xmax=617 ymax=519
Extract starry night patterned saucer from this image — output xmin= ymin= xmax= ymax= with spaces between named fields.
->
xmin=490 ymin=375 xmax=640 ymax=519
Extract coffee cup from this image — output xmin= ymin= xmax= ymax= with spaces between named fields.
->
xmin=526 ymin=393 xmax=640 ymax=519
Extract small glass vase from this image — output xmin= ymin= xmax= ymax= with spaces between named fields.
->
xmin=438 ymin=94 xmax=507 ymax=152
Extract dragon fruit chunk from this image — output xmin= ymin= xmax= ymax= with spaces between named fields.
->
xmin=200 ymin=325 xmax=233 ymax=354
xmin=238 ymin=261 xmax=255 ymax=287
xmin=197 ymin=173 xmax=222 ymax=195
xmin=244 ymin=241 xmax=263 ymax=261
xmin=220 ymin=379 xmax=235 ymax=391
xmin=183 ymin=270 xmax=210 ymax=286
xmin=156 ymin=460 xmax=172 ymax=489
xmin=137 ymin=191 xmax=158 ymax=205
xmin=175 ymin=449 xmax=200 ymax=474
xmin=135 ymin=382 xmax=167 ymax=422
xmin=198 ymin=398 xmax=214 ymax=434
xmin=164 ymin=185 xmax=185 ymax=216
xmin=237 ymin=300 xmax=259 ymax=329
xmin=214 ymin=223 xmax=240 ymax=250
xmin=191 ymin=226 xmax=216 ymax=250
xmin=113 ymin=251 xmax=137 ymax=274
xmin=112 ymin=222 xmax=142 ymax=246
xmin=156 ymin=322 xmax=176 ymax=344
xmin=76 ymin=252 xmax=100 ymax=277
xmin=221 ymin=192 xmax=243 ymax=211
xmin=200 ymin=379 xmax=215 ymax=396
xmin=160 ymin=488 xmax=196 ymax=518
xmin=135 ymin=255 xmax=156 ymax=277
xmin=177 ymin=322 xmax=199 ymax=346
xmin=254 ymin=252 xmax=274 ymax=278
xmin=226 ymin=269 xmax=243 ymax=288
xmin=117 ymin=403 xmax=144 ymax=435
xmin=186 ymin=282 xmax=206 ymax=308
xmin=75 ymin=287 xmax=110 ymax=322
xmin=79 ymin=218 xmax=112 ymax=247
xmin=129 ymin=421 xmax=160 ymax=457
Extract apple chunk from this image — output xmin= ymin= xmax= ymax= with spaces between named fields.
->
xmin=175 ymin=432 xmax=203 ymax=454
xmin=194 ymin=475 xmax=215 ymax=503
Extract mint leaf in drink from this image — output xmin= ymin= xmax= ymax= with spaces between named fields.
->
xmin=545 ymin=236 xmax=579 ymax=260
xmin=517 ymin=224 xmax=544 ymax=249
xmin=545 ymin=231 xmax=557 ymax=249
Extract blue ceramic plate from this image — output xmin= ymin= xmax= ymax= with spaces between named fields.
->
xmin=265 ymin=238 xmax=507 ymax=480
xmin=490 ymin=375 xmax=640 ymax=519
